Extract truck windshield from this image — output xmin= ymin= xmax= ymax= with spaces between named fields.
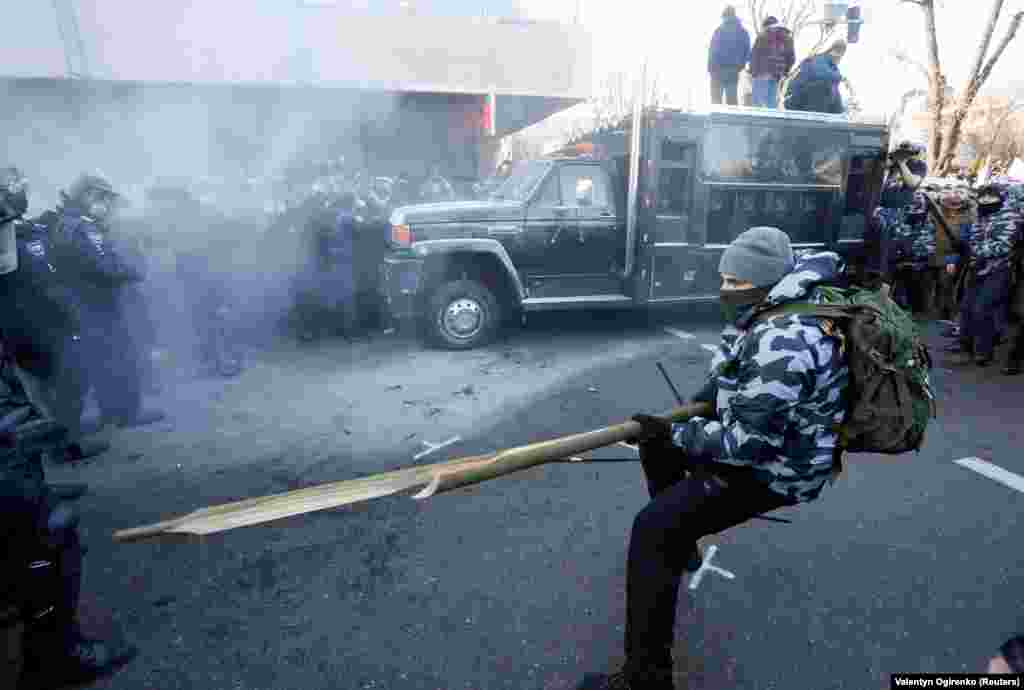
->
xmin=491 ymin=160 xmax=552 ymax=201
xmin=703 ymin=123 xmax=848 ymax=186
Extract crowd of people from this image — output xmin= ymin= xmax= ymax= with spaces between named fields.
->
xmin=0 ymin=155 xmax=500 ymax=688
xmin=876 ymin=148 xmax=1024 ymax=374
xmin=708 ymin=5 xmax=848 ymax=114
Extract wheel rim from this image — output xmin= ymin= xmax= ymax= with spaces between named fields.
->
xmin=441 ymin=297 xmax=485 ymax=341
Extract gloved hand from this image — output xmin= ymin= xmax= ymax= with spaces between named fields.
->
xmin=629 ymin=414 xmax=673 ymax=443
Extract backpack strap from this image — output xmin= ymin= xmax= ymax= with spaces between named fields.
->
xmin=751 ymin=302 xmax=860 ymax=324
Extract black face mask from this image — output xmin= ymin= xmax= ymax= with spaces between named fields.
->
xmin=720 ymin=286 xmax=773 ymax=324
xmin=978 ymin=200 xmax=1003 ymax=217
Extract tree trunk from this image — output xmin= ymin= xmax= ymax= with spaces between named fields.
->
xmin=920 ymin=0 xmax=946 ymax=172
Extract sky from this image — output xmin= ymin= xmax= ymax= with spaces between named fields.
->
xmin=518 ymin=0 xmax=1024 ymax=133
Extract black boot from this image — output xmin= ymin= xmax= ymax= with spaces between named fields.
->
xmin=110 ymin=409 xmax=166 ymax=428
xmin=58 ymin=438 xmax=110 ymax=463
xmin=21 ymin=625 xmax=137 ymax=688
xmin=46 ymin=482 xmax=89 ymax=501
xmin=577 ymin=663 xmax=675 ymax=690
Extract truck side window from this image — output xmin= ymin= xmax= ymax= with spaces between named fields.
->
xmin=560 ymin=166 xmax=612 ymax=210
xmin=703 ymin=123 xmax=847 ymax=186
xmin=534 ymin=173 xmax=561 ymax=206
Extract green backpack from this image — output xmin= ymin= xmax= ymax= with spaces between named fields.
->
xmin=753 ymin=286 xmax=937 ymax=455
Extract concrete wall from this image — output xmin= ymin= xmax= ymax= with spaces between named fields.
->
xmin=4 ymin=1 xmax=592 ymax=99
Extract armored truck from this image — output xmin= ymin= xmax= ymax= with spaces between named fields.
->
xmin=382 ymin=106 xmax=890 ymax=349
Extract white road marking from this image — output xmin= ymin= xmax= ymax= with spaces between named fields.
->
xmin=701 ymin=344 xmax=718 ymax=354
xmin=954 ymin=457 xmax=1024 ymax=494
xmin=688 ymin=545 xmax=736 ymax=591
xmin=413 ymin=436 xmax=462 ymax=461
xmin=663 ymin=327 xmax=696 ymax=340
xmin=616 ymin=442 xmax=639 ymax=452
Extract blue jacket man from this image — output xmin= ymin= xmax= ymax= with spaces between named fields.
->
xmin=785 ymin=40 xmax=847 ymax=114
xmin=707 ymin=6 xmax=751 ymax=106
xmin=297 ymin=192 xmax=359 ymax=340
xmin=578 ymin=229 xmax=849 ymax=690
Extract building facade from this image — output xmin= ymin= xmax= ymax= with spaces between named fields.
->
xmin=2 ymin=0 xmax=592 ymax=206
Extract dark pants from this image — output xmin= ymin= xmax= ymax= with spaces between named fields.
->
xmin=81 ymin=318 xmax=143 ymax=424
xmin=894 ymin=266 xmax=939 ymax=317
xmin=710 ymin=70 xmax=740 ymax=106
xmin=47 ymin=337 xmax=90 ymax=443
xmin=936 ymin=268 xmax=960 ymax=321
xmin=960 ymin=266 xmax=1012 ymax=359
xmin=2 ymin=487 xmax=83 ymax=645
xmin=625 ymin=439 xmax=792 ymax=671
xmin=1007 ymin=323 xmax=1024 ymax=369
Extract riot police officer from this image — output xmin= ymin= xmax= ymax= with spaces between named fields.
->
xmin=0 ymin=167 xmax=108 ymax=463
xmin=51 ymin=173 xmax=165 ymax=428
xmin=0 ymin=337 xmax=137 ymax=688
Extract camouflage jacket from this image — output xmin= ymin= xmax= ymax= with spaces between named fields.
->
xmin=968 ymin=208 xmax=1023 ymax=277
xmin=670 ymin=252 xmax=850 ymax=503
xmin=873 ymin=204 xmax=936 ymax=269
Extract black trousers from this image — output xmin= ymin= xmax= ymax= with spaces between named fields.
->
xmin=625 ymin=439 xmax=792 ymax=670
xmin=960 ymin=266 xmax=1012 ymax=359
xmin=1006 ymin=322 xmax=1024 ymax=368
xmin=81 ymin=318 xmax=143 ymax=424
xmin=2 ymin=486 xmax=83 ymax=643
xmin=893 ymin=266 xmax=939 ymax=317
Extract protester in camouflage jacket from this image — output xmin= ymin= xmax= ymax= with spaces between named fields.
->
xmin=669 ymin=250 xmax=849 ymax=504
xmin=578 ymin=230 xmax=850 ymax=690
xmin=968 ymin=185 xmax=1023 ymax=277
xmin=874 ymin=191 xmax=937 ymax=269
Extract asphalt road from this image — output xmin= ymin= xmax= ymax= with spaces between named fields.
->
xmin=69 ymin=319 xmax=1024 ymax=690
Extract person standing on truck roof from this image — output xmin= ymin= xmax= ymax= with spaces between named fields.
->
xmin=749 ymin=16 xmax=795 ymax=109
xmin=577 ymin=228 xmax=849 ymax=690
xmin=784 ymin=39 xmax=847 ymax=115
xmin=708 ymin=6 xmax=751 ymax=107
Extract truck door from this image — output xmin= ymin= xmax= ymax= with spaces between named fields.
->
xmin=523 ymin=164 xmax=624 ymax=297
xmin=558 ymin=164 xmax=622 ymax=274
xmin=642 ymin=136 xmax=710 ymax=301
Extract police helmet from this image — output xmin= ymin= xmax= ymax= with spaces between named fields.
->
xmin=66 ymin=172 xmax=118 ymax=203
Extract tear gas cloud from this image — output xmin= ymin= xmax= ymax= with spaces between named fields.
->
xmin=0 ymin=77 xmax=412 ymax=371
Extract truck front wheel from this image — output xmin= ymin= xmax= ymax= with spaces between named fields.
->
xmin=424 ymin=279 xmax=502 ymax=349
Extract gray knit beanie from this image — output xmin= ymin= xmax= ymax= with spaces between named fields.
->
xmin=718 ymin=227 xmax=795 ymax=288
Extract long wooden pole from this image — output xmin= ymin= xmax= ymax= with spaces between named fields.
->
xmin=112 ymin=402 xmax=713 ymax=543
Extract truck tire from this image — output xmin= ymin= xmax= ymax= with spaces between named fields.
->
xmin=424 ymin=279 xmax=502 ymax=350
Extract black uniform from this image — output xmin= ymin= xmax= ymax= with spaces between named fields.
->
xmin=52 ymin=206 xmax=147 ymax=425
xmin=1 ymin=220 xmax=90 ymax=442
xmin=0 ymin=350 xmax=135 ymax=687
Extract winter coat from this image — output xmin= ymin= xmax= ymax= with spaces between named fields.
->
xmin=669 ymin=252 xmax=849 ymax=504
xmin=750 ymin=25 xmax=795 ymax=79
xmin=785 ymin=54 xmax=845 ymax=114
xmin=873 ymin=192 xmax=937 ymax=269
xmin=52 ymin=207 xmax=145 ymax=321
xmin=708 ymin=17 xmax=752 ymax=75
xmin=968 ymin=207 xmax=1023 ymax=277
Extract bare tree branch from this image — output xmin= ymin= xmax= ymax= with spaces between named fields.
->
xmin=935 ymin=9 xmax=1024 ymax=173
xmin=965 ymin=0 xmax=1006 ymax=84
xmin=976 ymin=11 xmax=1024 ymax=86
xmin=890 ymin=49 xmax=930 ymax=84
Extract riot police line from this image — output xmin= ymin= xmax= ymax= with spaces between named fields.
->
xmin=0 ymin=158 xmax=476 ymax=687
xmin=875 ymin=146 xmax=1024 ymax=375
